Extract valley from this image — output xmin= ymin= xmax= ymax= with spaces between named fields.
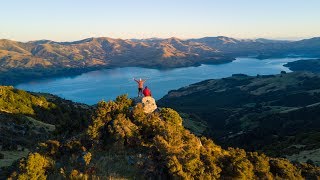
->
xmin=2 ymin=0 xmax=320 ymax=178
xmin=15 ymin=57 xmax=310 ymax=105
xmin=1 ymin=40 xmax=319 ymax=178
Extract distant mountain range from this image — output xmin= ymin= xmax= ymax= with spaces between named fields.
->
xmin=0 ymin=37 xmax=231 ymax=70
xmin=190 ymin=36 xmax=320 ymax=58
xmin=0 ymin=36 xmax=320 ymax=84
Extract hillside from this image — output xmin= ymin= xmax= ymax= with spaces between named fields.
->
xmin=191 ymin=36 xmax=320 ymax=59
xmin=158 ymin=72 xmax=320 ymax=165
xmin=0 ymin=86 xmax=92 ymax=171
xmin=1 ymin=36 xmax=320 ymax=85
xmin=284 ymin=59 xmax=320 ymax=73
xmin=1 ymin=94 xmax=320 ymax=179
xmin=0 ymin=37 xmax=232 ymax=85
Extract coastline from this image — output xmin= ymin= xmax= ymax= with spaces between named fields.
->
xmin=2 ymin=57 xmax=235 ymax=86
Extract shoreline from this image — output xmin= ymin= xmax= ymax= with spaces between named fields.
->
xmin=3 ymin=55 xmax=318 ymax=86
xmin=2 ymin=58 xmax=235 ymax=86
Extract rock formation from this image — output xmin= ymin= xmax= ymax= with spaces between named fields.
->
xmin=133 ymin=96 xmax=157 ymax=113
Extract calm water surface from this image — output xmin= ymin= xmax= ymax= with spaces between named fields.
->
xmin=16 ymin=57 xmax=310 ymax=105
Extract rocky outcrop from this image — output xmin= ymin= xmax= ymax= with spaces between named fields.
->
xmin=133 ymin=96 xmax=157 ymax=113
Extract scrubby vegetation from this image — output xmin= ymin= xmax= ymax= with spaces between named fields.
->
xmin=158 ymin=72 xmax=320 ymax=163
xmin=0 ymin=86 xmax=92 ymax=137
xmin=5 ymin=95 xmax=320 ymax=179
xmin=0 ymin=86 xmax=92 ymax=178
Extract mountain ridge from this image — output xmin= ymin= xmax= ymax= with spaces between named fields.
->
xmin=1 ymin=36 xmax=320 ymax=85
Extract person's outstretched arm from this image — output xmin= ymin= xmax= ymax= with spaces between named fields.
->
xmin=133 ymin=78 xmax=138 ymax=83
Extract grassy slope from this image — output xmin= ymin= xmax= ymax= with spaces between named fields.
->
xmin=0 ymin=150 xmax=29 ymax=168
xmin=0 ymin=86 xmax=92 ymax=171
xmin=158 ymin=72 xmax=320 ymax=163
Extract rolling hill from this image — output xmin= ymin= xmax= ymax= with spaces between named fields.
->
xmin=158 ymin=72 xmax=320 ymax=165
xmin=0 ymin=86 xmax=92 ymax=177
xmin=285 ymin=59 xmax=320 ymax=73
xmin=0 ymin=86 xmax=92 ymax=150
xmin=1 ymin=90 xmax=319 ymax=179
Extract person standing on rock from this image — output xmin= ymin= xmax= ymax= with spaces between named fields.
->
xmin=133 ymin=78 xmax=146 ymax=97
xmin=143 ymin=86 xmax=152 ymax=97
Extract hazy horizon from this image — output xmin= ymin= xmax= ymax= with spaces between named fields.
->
xmin=0 ymin=35 xmax=316 ymax=43
xmin=1 ymin=0 xmax=320 ymax=42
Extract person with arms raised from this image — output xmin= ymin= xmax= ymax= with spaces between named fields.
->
xmin=133 ymin=78 xmax=146 ymax=97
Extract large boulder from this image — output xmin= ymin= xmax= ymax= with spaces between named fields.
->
xmin=133 ymin=96 xmax=157 ymax=113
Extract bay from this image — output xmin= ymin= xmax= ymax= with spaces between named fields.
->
xmin=15 ymin=57 xmax=311 ymax=105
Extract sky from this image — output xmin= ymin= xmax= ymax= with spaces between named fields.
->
xmin=1 ymin=0 xmax=319 ymax=42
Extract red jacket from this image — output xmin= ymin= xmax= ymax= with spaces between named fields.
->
xmin=143 ymin=88 xmax=152 ymax=97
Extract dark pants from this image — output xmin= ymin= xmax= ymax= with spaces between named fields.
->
xmin=138 ymin=88 xmax=143 ymax=97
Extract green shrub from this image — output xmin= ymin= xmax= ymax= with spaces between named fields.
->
xmin=160 ymin=108 xmax=183 ymax=125
xmin=17 ymin=153 xmax=52 ymax=180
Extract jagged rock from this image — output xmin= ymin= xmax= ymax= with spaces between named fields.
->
xmin=133 ymin=96 xmax=157 ymax=113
